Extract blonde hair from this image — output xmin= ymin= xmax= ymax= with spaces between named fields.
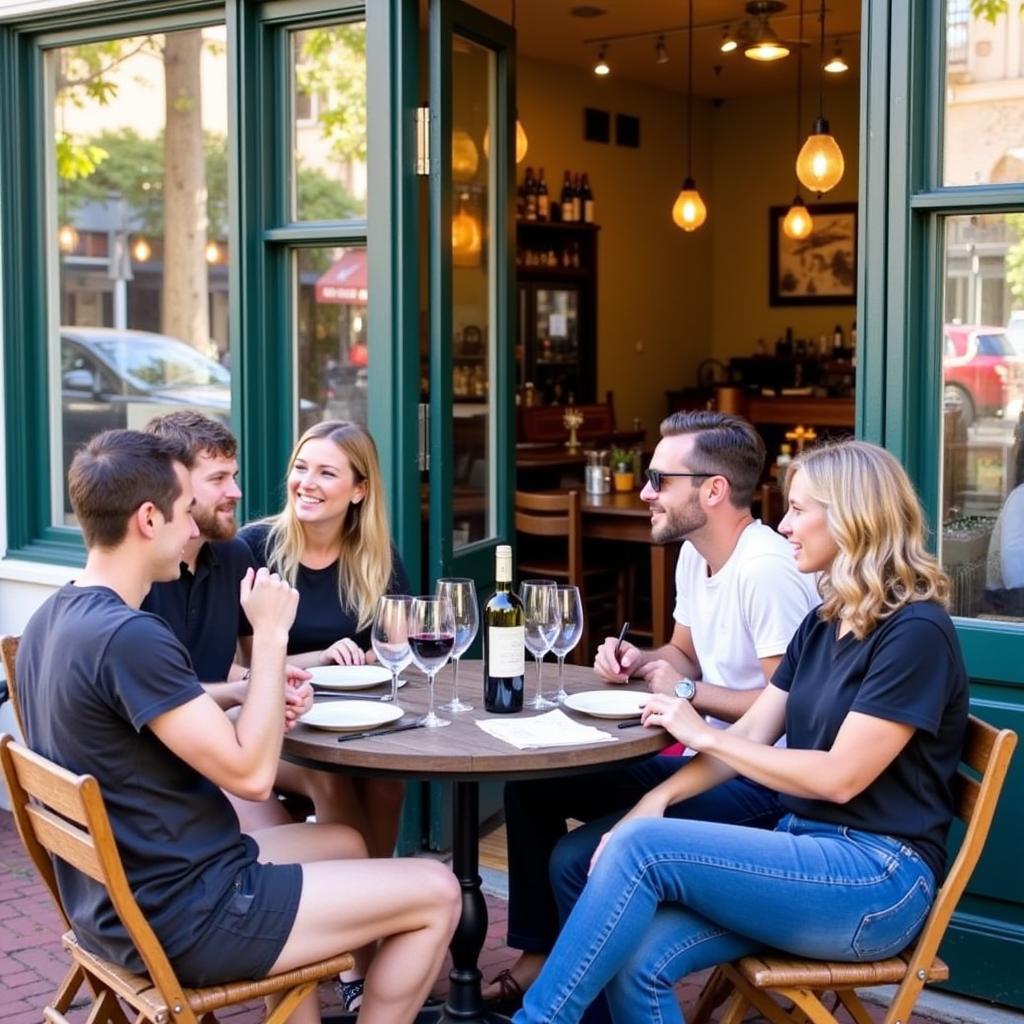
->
xmin=265 ymin=421 xmax=393 ymax=631
xmin=785 ymin=440 xmax=949 ymax=639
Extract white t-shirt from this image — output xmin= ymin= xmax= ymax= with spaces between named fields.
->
xmin=674 ymin=520 xmax=821 ymax=728
xmin=986 ymin=483 xmax=1024 ymax=589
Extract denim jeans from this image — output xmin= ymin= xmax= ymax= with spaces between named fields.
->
xmin=504 ymin=754 xmax=783 ymax=952
xmin=513 ymin=813 xmax=936 ymax=1024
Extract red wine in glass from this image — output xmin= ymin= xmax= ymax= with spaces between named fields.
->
xmin=409 ymin=632 xmax=455 ymax=673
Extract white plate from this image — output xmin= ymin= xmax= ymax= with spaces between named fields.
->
xmin=307 ymin=664 xmax=394 ymax=690
xmin=563 ymin=690 xmax=648 ymax=720
xmin=301 ymin=701 xmax=405 ymax=731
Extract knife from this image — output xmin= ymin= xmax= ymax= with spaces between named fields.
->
xmin=313 ymin=690 xmax=392 ymax=701
xmin=336 ymin=717 xmax=428 ymax=743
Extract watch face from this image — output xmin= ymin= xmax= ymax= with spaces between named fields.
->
xmin=675 ymin=679 xmax=696 ymax=700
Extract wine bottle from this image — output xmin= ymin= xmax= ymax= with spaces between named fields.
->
xmin=524 ymin=166 xmax=537 ymax=222
xmin=484 ymin=544 xmax=525 ymax=713
xmin=561 ymin=170 xmax=574 ymax=222
xmin=581 ymin=173 xmax=595 ymax=223
xmin=537 ymin=167 xmax=550 ymax=221
xmin=571 ymin=173 xmax=582 ymax=223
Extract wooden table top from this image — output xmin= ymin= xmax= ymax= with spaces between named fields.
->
xmin=283 ymin=661 xmax=667 ymax=781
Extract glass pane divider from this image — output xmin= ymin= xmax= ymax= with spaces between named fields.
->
xmin=911 ymin=187 xmax=1024 ymax=212
xmin=265 ymin=222 xmax=368 ymax=244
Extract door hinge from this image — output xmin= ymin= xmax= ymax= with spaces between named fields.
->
xmin=418 ymin=402 xmax=430 ymax=471
xmin=416 ymin=105 xmax=430 ymax=176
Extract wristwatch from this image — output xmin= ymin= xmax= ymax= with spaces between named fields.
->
xmin=674 ymin=678 xmax=697 ymax=701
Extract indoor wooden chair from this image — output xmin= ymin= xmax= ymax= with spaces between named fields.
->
xmin=0 ymin=733 xmax=354 ymax=1024
xmin=515 ymin=489 xmax=623 ymax=661
xmin=1 ymin=634 xmax=24 ymax=737
xmin=690 ymin=714 xmax=1017 ymax=1024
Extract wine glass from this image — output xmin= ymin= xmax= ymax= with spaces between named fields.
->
xmin=520 ymin=579 xmax=558 ymax=710
xmin=371 ymin=595 xmax=412 ymax=703
xmin=408 ymin=595 xmax=456 ymax=728
xmin=436 ymin=578 xmax=479 ymax=713
xmin=550 ymin=585 xmax=584 ymax=703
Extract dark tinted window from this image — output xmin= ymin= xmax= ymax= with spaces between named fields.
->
xmin=976 ymin=333 xmax=1011 ymax=356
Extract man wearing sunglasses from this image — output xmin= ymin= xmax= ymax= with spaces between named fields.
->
xmin=489 ymin=411 xmax=819 ymax=1017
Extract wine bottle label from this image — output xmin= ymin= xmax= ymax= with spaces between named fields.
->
xmin=488 ymin=625 xmax=525 ymax=677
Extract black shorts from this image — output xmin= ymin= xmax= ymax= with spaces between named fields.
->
xmin=172 ymin=859 xmax=304 ymax=986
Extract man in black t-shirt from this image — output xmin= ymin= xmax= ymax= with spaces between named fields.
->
xmin=17 ymin=429 xmax=460 ymax=1016
xmin=142 ymin=412 xmax=348 ymax=832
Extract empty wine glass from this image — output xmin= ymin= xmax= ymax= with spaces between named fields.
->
xmin=520 ymin=579 xmax=558 ymax=710
xmin=550 ymin=585 xmax=584 ymax=703
xmin=408 ymin=595 xmax=456 ymax=728
xmin=371 ymin=595 xmax=412 ymax=703
xmin=436 ymin=577 xmax=479 ymax=713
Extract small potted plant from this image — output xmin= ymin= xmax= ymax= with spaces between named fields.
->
xmin=610 ymin=447 xmax=635 ymax=492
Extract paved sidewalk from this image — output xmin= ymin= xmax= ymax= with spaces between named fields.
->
xmin=0 ymin=810 xmax=1000 ymax=1024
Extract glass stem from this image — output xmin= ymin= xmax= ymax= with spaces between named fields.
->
xmin=391 ymin=668 xmax=399 ymax=703
xmin=452 ymin=655 xmax=461 ymax=701
xmin=557 ymin=654 xmax=565 ymax=695
xmin=536 ymin=655 xmax=544 ymax=699
xmin=427 ymin=671 xmax=436 ymax=719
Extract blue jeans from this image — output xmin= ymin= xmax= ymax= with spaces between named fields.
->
xmin=513 ymin=814 xmax=936 ymax=1024
xmin=504 ymin=754 xmax=783 ymax=952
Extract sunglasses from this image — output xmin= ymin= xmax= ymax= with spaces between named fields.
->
xmin=643 ymin=468 xmax=718 ymax=493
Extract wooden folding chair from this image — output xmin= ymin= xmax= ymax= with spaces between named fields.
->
xmin=1 ymin=634 xmax=24 ymax=737
xmin=691 ymin=714 xmax=1017 ymax=1024
xmin=0 ymin=733 xmax=353 ymax=1024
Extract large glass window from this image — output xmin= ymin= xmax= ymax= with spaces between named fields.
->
xmin=940 ymin=214 xmax=1024 ymax=622
xmin=290 ymin=22 xmax=367 ymax=222
xmin=50 ymin=26 xmax=229 ymax=522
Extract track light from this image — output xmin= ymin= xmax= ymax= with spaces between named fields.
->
xmin=720 ymin=25 xmax=738 ymax=53
xmin=824 ymin=40 xmax=848 ymax=73
xmin=655 ymin=36 xmax=670 ymax=64
xmin=593 ymin=45 xmax=610 ymax=76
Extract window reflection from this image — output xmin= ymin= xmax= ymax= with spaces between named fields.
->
xmin=941 ymin=215 xmax=1024 ymax=622
xmin=295 ymin=247 xmax=368 ymax=432
xmin=51 ymin=27 xmax=229 ymax=523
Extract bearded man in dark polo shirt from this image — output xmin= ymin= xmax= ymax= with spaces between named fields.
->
xmin=142 ymin=411 xmax=352 ymax=833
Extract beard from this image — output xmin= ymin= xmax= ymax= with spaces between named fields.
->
xmin=192 ymin=501 xmax=238 ymax=541
xmin=651 ymin=489 xmax=707 ymax=544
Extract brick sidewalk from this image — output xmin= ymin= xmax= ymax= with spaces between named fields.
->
xmin=1 ymin=810 xmax=944 ymax=1023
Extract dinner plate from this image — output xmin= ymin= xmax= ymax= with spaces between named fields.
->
xmin=307 ymin=664 xmax=394 ymax=690
xmin=562 ymin=690 xmax=648 ymax=720
xmin=301 ymin=700 xmax=405 ymax=731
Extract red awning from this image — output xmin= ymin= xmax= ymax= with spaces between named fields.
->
xmin=315 ymin=249 xmax=368 ymax=304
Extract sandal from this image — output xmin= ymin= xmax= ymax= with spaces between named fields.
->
xmin=335 ymin=977 xmax=365 ymax=1014
xmin=485 ymin=968 xmax=525 ymax=1015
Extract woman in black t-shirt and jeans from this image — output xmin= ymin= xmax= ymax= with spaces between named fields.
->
xmin=514 ymin=440 xmax=970 ymax=1024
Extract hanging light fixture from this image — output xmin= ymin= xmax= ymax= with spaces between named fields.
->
xmin=720 ymin=25 xmax=738 ymax=53
xmin=783 ymin=0 xmax=813 ymax=241
xmin=672 ymin=0 xmax=706 ymax=232
xmin=796 ymin=0 xmax=844 ymax=194
xmin=655 ymin=35 xmax=670 ymax=65
xmin=743 ymin=1 xmax=790 ymax=61
xmin=452 ymin=193 xmax=482 ymax=259
xmin=593 ymin=44 xmax=610 ymax=76
xmin=824 ymin=38 xmax=848 ymax=74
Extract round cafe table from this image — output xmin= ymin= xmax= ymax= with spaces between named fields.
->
xmin=283 ymin=660 xmax=666 ymax=1024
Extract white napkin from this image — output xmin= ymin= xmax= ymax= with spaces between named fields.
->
xmin=476 ymin=709 xmax=617 ymax=749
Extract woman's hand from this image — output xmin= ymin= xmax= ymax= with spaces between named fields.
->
xmin=589 ymin=790 xmax=669 ymax=874
xmin=283 ymin=665 xmax=313 ymax=731
xmin=641 ymin=692 xmax=716 ymax=750
xmin=320 ymin=637 xmax=366 ymax=666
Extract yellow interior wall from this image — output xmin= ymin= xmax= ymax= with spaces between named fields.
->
xmin=517 ymin=55 xmax=713 ymax=434
xmin=709 ymin=84 xmax=861 ymax=361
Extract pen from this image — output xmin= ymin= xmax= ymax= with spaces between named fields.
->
xmin=614 ymin=620 xmax=630 ymax=661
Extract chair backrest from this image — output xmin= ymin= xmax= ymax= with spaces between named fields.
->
xmin=884 ymin=715 xmax=1016 ymax=1024
xmin=0 ymin=734 xmax=199 ymax=1020
xmin=514 ymin=490 xmax=583 ymax=588
xmin=1 ymin=634 xmax=24 ymax=737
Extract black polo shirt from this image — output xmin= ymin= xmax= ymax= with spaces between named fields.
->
xmin=142 ymin=538 xmax=255 ymax=682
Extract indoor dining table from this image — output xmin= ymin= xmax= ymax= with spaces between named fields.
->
xmin=283 ymin=661 xmax=666 ymax=1024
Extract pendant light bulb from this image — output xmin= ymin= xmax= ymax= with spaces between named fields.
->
xmin=672 ymin=177 xmax=707 ymax=232
xmin=655 ymin=36 xmax=670 ymax=65
xmin=515 ymin=118 xmax=529 ymax=163
xmin=783 ymin=195 xmax=813 ymax=240
xmin=796 ymin=117 xmax=844 ymax=193
xmin=593 ymin=45 xmax=610 ymax=76
xmin=824 ymin=40 xmax=848 ymax=73
xmin=720 ymin=26 xmax=738 ymax=53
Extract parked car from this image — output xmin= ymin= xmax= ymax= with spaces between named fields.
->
xmin=61 ymin=326 xmax=319 ymax=489
xmin=943 ymin=324 xmax=1024 ymax=427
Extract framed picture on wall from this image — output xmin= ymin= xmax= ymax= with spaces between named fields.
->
xmin=769 ymin=202 xmax=857 ymax=306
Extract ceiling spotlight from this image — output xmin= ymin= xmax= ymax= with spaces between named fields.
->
xmin=720 ymin=25 xmax=738 ymax=53
xmin=655 ymin=35 xmax=670 ymax=64
xmin=593 ymin=45 xmax=610 ymax=76
xmin=744 ymin=24 xmax=790 ymax=61
xmin=824 ymin=39 xmax=848 ymax=73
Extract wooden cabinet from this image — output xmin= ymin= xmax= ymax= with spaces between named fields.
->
xmin=516 ymin=221 xmax=598 ymax=404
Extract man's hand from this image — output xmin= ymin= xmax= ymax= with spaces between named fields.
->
xmin=637 ymin=659 xmax=684 ymax=695
xmin=589 ymin=790 xmax=669 ymax=873
xmin=284 ymin=664 xmax=313 ymax=731
xmin=640 ymin=692 xmax=715 ymax=750
xmin=239 ymin=568 xmax=298 ymax=640
xmin=320 ymin=637 xmax=367 ymax=666
xmin=594 ymin=636 xmax=644 ymax=683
